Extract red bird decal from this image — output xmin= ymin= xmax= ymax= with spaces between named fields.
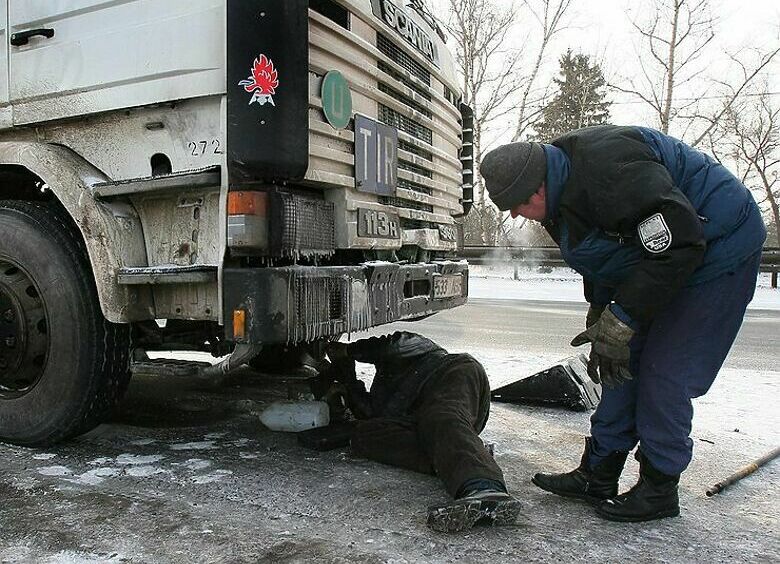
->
xmin=239 ymin=54 xmax=279 ymax=95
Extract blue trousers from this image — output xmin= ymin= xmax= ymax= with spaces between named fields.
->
xmin=588 ymin=252 xmax=761 ymax=476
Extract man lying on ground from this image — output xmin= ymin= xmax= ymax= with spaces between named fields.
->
xmin=324 ymin=331 xmax=521 ymax=533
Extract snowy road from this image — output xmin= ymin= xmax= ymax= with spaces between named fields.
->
xmin=0 ymin=274 xmax=778 ymax=563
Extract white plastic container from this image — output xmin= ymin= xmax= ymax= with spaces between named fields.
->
xmin=259 ymin=401 xmax=330 ymax=433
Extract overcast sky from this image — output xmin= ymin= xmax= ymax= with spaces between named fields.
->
xmin=428 ymin=0 xmax=780 ymax=144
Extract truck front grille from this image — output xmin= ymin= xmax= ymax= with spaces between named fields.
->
xmin=379 ymin=197 xmax=433 ymax=213
xmin=377 ymin=33 xmax=431 ymax=85
xmin=307 ymin=8 xmax=463 ymax=251
xmin=374 ymin=33 xmax=454 ymax=239
xmin=398 ymin=178 xmax=432 ymax=195
xmin=398 ymin=160 xmax=433 ymax=179
xmin=378 ymin=61 xmax=432 ymax=101
xmin=378 ymin=83 xmax=432 ymax=119
xmin=398 ymin=139 xmax=433 ymax=161
xmin=379 ymin=104 xmax=433 ymax=145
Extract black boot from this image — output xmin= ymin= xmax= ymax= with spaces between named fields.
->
xmin=596 ymin=451 xmax=680 ymax=522
xmin=427 ymin=489 xmax=523 ymax=533
xmin=532 ymin=438 xmax=628 ymax=504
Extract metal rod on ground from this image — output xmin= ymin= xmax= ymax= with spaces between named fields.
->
xmin=706 ymin=446 xmax=780 ymax=497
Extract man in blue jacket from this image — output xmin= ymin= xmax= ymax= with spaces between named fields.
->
xmin=480 ymin=125 xmax=766 ymax=522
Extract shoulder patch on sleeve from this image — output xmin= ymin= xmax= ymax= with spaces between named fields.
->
xmin=638 ymin=213 xmax=672 ymax=253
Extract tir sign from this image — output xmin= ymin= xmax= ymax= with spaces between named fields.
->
xmin=355 ymin=115 xmax=398 ymax=196
xmin=371 ymin=0 xmax=440 ymax=67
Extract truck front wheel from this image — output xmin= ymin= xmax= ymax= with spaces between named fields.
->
xmin=0 ymin=200 xmax=131 ymax=446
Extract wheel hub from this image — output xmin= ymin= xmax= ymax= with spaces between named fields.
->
xmin=0 ymin=259 xmax=49 ymax=398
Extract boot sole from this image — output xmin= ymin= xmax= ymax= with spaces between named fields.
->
xmin=595 ymin=506 xmax=680 ymax=523
xmin=427 ymin=498 xmax=523 ymax=533
xmin=530 ymin=476 xmax=606 ymax=505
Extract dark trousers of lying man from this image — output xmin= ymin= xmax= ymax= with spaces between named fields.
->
xmin=324 ymin=332 xmax=521 ymax=533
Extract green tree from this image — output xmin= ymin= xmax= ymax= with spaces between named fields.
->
xmin=533 ymin=50 xmax=611 ymax=142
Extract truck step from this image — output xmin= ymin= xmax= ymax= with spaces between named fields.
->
xmin=92 ymin=167 xmax=220 ymax=199
xmin=118 ymin=265 xmax=217 ymax=285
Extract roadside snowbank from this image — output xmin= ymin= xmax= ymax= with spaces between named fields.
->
xmin=469 ymin=265 xmax=780 ymax=310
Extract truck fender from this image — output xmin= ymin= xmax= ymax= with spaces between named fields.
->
xmin=0 ymin=142 xmax=154 ymax=323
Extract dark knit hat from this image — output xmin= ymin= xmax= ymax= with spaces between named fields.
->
xmin=480 ymin=142 xmax=547 ymax=211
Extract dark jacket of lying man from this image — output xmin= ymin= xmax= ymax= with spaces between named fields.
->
xmin=324 ymin=331 xmax=521 ymax=533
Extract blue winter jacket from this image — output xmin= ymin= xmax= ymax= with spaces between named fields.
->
xmin=542 ymin=125 xmax=766 ymax=323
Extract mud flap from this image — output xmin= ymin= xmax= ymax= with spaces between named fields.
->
xmin=490 ymin=354 xmax=601 ymax=411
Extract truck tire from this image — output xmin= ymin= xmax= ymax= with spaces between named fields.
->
xmin=0 ymin=200 xmax=131 ymax=446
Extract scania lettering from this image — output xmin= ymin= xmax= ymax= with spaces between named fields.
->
xmin=373 ymin=0 xmax=440 ymax=66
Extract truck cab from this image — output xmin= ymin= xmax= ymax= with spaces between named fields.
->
xmin=0 ymin=0 xmax=471 ymax=445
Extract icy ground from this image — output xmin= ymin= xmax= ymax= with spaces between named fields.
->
xmin=0 ymin=266 xmax=777 ymax=563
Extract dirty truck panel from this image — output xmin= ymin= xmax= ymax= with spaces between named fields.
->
xmin=0 ymin=0 xmax=471 ymax=445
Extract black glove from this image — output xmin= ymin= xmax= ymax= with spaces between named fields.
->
xmin=327 ymin=341 xmax=350 ymax=364
xmin=571 ymin=307 xmax=634 ymax=388
xmin=322 ymin=350 xmax=374 ymax=420
xmin=586 ymin=304 xmax=606 ymax=329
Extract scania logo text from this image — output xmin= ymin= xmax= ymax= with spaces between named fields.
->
xmin=373 ymin=0 xmax=440 ymax=67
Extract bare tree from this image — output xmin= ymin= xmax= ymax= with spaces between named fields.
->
xmin=463 ymin=203 xmax=506 ymax=245
xmin=446 ymin=0 xmax=522 ymax=210
xmin=613 ymin=0 xmax=715 ymax=134
xmin=512 ymin=0 xmax=575 ymax=142
xmin=445 ymin=0 xmax=574 ymax=244
xmin=686 ymin=47 xmax=780 ymax=147
xmin=719 ymin=86 xmax=780 ymax=247
xmin=614 ymin=0 xmax=779 ymax=145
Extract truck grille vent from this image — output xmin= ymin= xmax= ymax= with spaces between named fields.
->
xmin=398 ymin=178 xmax=432 ymax=195
xmin=378 ymin=83 xmax=433 ymax=119
xmin=379 ymin=197 xmax=434 ymax=213
xmin=401 ymin=218 xmax=435 ymax=230
xmin=378 ymin=61 xmax=432 ymax=101
xmin=399 ymin=139 xmax=433 ymax=162
xmin=379 ymin=104 xmax=433 ymax=145
xmin=294 ymin=277 xmax=347 ymax=341
xmin=398 ymin=160 xmax=433 ymax=179
xmin=271 ymin=193 xmax=335 ymax=257
xmin=377 ymin=33 xmax=431 ymax=85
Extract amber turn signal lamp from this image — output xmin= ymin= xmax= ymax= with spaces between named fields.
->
xmin=228 ymin=191 xmax=268 ymax=216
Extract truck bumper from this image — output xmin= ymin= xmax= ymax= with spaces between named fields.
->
xmin=223 ymin=261 xmax=468 ymax=344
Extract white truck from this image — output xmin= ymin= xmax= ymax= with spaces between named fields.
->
xmin=0 ymin=0 xmax=472 ymax=445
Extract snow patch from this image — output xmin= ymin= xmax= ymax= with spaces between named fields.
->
xmin=116 ymin=454 xmax=165 ymax=466
xmin=129 ymin=438 xmax=158 ymax=446
xmin=170 ymin=441 xmax=217 ymax=451
xmin=177 ymin=459 xmax=212 ymax=471
xmin=32 ymin=453 xmax=56 ymax=461
xmin=45 ymin=550 xmax=124 ymax=563
xmin=468 ymin=266 xmax=780 ymax=310
xmin=69 ymin=467 xmax=121 ymax=486
xmin=13 ymin=477 xmax=39 ymax=491
xmin=125 ymin=466 xmax=166 ymax=478
xmin=37 ymin=466 xmax=72 ymax=477
xmin=191 ymin=470 xmax=233 ymax=484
